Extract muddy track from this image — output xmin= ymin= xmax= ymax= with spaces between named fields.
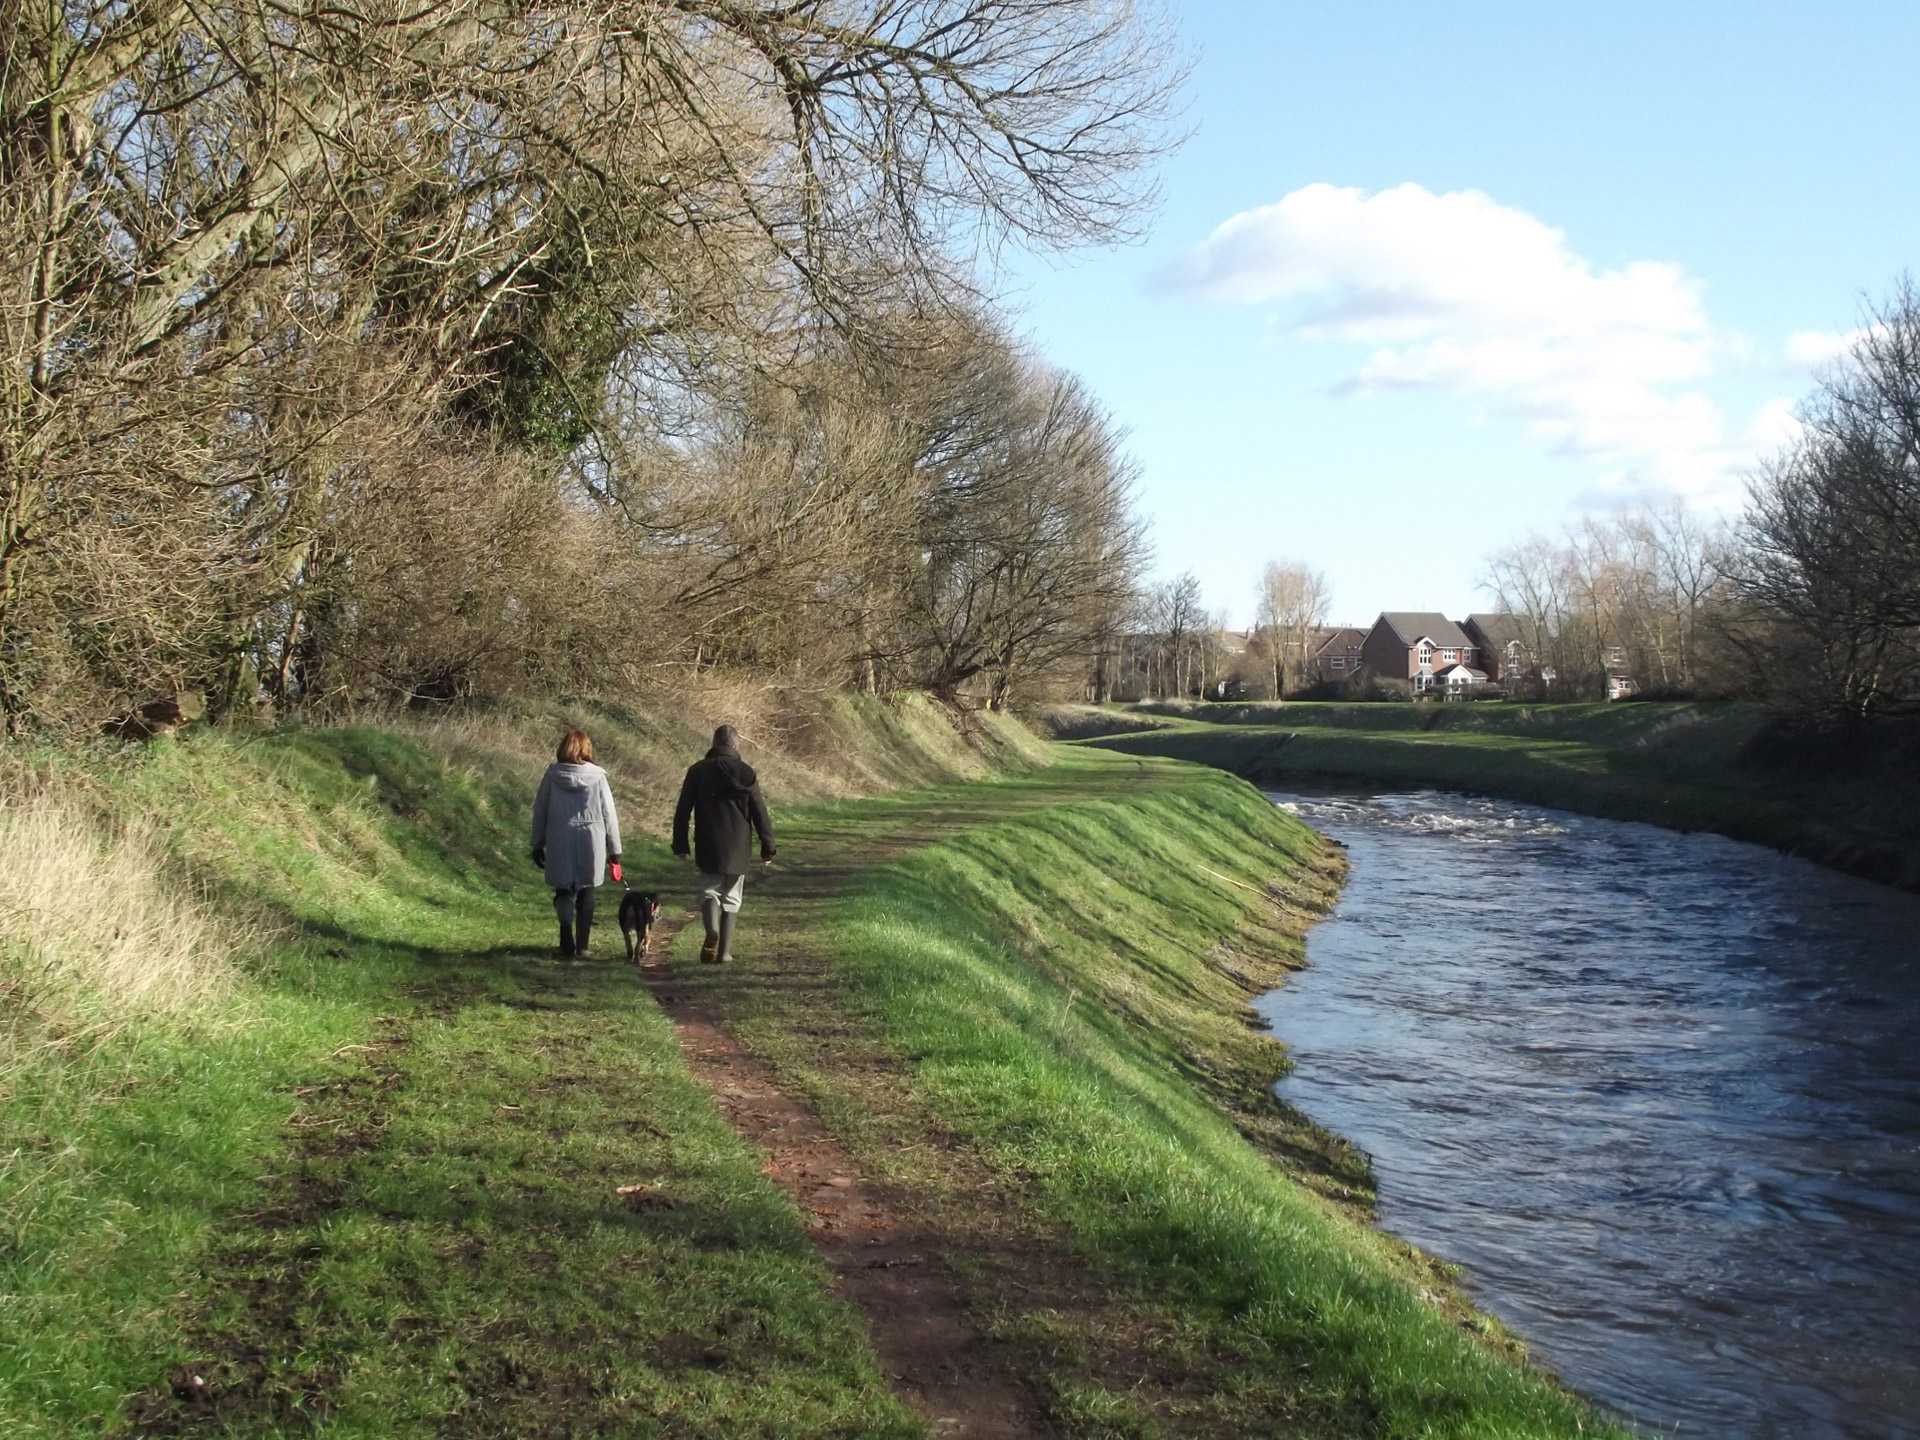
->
xmin=639 ymin=912 xmax=1050 ymax=1439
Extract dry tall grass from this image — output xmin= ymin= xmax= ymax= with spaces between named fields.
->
xmin=0 ymin=799 xmax=244 ymax=1042
xmin=396 ymin=679 xmax=1048 ymax=840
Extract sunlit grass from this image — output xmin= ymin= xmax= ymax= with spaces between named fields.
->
xmin=0 ymin=692 xmax=1016 ymax=1437
xmin=811 ymin=760 xmax=1624 ymax=1437
xmin=0 ymin=798 xmax=246 ymax=1032
xmin=4 ymin=708 xmax=1628 ymax=1436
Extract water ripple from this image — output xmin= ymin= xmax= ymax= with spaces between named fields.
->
xmin=1261 ymin=789 xmax=1920 ymax=1439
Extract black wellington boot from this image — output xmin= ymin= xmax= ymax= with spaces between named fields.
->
xmin=577 ymin=890 xmax=596 ymax=957
xmin=715 ymin=911 xmax=737 ymax=965
xmin=558 ymin=920 xmax=575 ymax=957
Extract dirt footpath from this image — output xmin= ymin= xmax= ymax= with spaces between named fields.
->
xmin=642 ymin=911 xmax=1047 ymax=1438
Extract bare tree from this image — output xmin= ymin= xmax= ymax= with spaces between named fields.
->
xmin=0 ymin=0 xmax=1184 ymax=723
xmin=1162 ymin=573 xmax=1204 ymax=697
xmin=1485 ymin=505 xmax=1731 ymax=701
xmin=1727 ymin=278 xmax=1920 ymax=720
xmin=895 ymin=355 xmax=1146 ymax=707
xmin=1254 ymin=560 xmax=1329 ymax=698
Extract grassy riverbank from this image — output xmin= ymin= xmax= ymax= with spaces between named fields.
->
xmin=1 ymin=692 xmax=1032 ymax=1436
xmin=1062 ymin=700 xmax=1920 ymax=891
xmin=3 ymin=696 xmax=1624 ymax=1436
xmin=704 ymin=752 xmax=1617 ymax=1435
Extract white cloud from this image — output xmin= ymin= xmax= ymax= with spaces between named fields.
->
xmin=1746 ymin=395 xmax=1803 ymax=451
xmin=1166 ymin=183 xmax=1765 ymax=500
xmin=1783 ymin=328 xmax=1863 ymax=367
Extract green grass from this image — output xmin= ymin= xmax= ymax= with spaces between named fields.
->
xmin=828 ymin=765 xmax=1616 ymax=1436
xmin=5 ymin=704 xmax=1626 ymax=1437
xmin=695 ymin=748 xmax=1625 ymax=1437
xmin=2 ymin=692 xmax=1027 ymax=1438
xmin=0 ymin=728 xmax=925 ymax=1435
xmin=1066 ymin=700 xmax=1920 ymax=890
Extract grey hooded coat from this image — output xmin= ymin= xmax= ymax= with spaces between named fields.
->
xmin=531 ymin=762 xmax=622 ymax=890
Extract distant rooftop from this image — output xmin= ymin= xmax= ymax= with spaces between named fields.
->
xmin=1464 ymin=612 xmax=1525 ymax=646
xmin=1308 ymin=625 xmax=1368 ymax=655
xmin=1375 ymin=612 xmax=1473 ymax=649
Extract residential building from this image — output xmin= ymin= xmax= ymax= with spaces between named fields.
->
xmin=1461 ymin=613 xmax=1529 ymax=686
xmin=1306 ymin=625 xmax=1368 ymax=683
xmin=1360 ymin=612 xmax=1487 ymax=695
xmin=1603 ymin=645 xmax=1638 ymax=700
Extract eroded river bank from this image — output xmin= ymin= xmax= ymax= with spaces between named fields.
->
xmin=1261 ymin=788 xmax=1920 ymax=1438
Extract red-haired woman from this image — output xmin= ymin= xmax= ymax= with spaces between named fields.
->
xmin=531 ymin=729 xmax=623 ymax=956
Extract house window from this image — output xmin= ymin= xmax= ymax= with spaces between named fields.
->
xmin=1331 ymin=657 xmax=1345 ymax=670
xmin=1417 ymin=643 xmax=1434 ymax=664
xmin=1442 ymin=649 xmax=1457 ymax=662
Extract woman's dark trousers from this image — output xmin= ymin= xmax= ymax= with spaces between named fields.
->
xmin=553 ymin=885 xmax=596 ymax=955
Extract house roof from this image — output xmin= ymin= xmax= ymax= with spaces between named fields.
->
xmin=1434 ymin=664 xmax=1489 ymax=681
xmin=1308 ymin=625 xmax=1367 ymax=655
xmin=1374 ymin=612 xmax=1473 ymax=649
xmin=1463 ymin=613 xmax=1525 ymax=649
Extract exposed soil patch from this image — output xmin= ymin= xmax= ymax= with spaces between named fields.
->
xmin=640 ymin=912 xmax=1049 ymax=1439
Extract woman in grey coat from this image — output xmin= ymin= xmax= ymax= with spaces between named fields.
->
xmin=531 ymin=729 xmax=623 ymax=956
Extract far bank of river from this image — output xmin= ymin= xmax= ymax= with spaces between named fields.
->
xmin=1261 ymin=785 xmax=1920 ymax=1439
xmin=1072 ymin=701 xmax=1920 ymax=893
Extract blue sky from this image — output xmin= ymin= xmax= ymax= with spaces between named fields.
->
xmin=1000 ymin=1 xmax=1920 ymax=625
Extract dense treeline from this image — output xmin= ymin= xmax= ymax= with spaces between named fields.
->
xmin=1095 ymin=572 xmax=1222 ymax=702
xmin=2 ymin=0 xmax=1174 ymax=727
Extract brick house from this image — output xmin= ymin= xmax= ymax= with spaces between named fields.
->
xmin=1360 ymin=612 xmax=1487 ymax=695
xmin=1306 ymin=625 xmax=1368 ymax=684
xmin=1459 ymin=614 xmax=1639 ymax=698
xmin=1461 ymin=613 xmax=1529 ymax=686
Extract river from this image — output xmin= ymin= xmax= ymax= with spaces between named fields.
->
xmin=1258 ymin=788 xmax=1920 ymax=1438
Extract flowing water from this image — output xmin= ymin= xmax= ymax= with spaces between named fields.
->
xmin=1258 ymin=789 xmax=1920 ymax=1438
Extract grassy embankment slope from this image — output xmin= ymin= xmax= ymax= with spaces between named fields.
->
xmin=3 ymin=692 xmax=1624 ymax=1437
xmin=1063 ymin=699 xmax=1920 ymax=890
xmin=4 ymin=691 xmax=1030 ymax=1438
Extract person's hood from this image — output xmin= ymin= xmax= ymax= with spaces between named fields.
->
xmin=550 ymin=761 xmax=605 ymax=792
xmin=705 ymin=747 xmax=757 ymax=790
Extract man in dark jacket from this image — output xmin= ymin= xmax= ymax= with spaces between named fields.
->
xmin=672 ymin=724 xmax=777 ymax=964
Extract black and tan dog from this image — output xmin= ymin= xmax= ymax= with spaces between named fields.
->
xmin=618 ymin=889 xmax=661 ymax=964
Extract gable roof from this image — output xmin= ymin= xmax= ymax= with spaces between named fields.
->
xmin=1463 ymin=613 xmax=1525 ymax=649
xmin=1375 ymin=612 xmax=1472 ymax=649
xmin=1308 ymin=625 xmax=1367 ymax=655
